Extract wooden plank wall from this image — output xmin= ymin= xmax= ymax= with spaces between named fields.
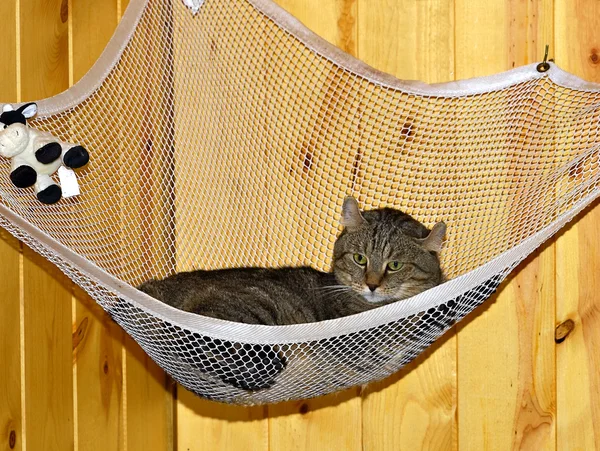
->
xmin=0 ymin=0 xmax=598 ymax=450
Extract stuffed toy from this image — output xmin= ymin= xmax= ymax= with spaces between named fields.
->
xmin=0 ymin=103 xmax=89 ymax=204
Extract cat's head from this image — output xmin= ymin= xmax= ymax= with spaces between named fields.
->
xmin=332 ymin=196 xmax=446 ymax=303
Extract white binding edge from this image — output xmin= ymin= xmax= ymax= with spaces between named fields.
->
xmin=0 ymin=0 xmax=598 ymax=342
xmin=2 ymin=0 xmax=600 ymax=115
xmin=0 ymin=186 xmax=597 ymax=344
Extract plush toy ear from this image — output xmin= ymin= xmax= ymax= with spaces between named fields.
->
xmin=18 ymin=103 xmax=37 ymax=119
xmin=341 ymin=196 xmax=367 ymax=230
xmin=2 ymin=104 xmax=14 ymax=113
xmin=418 ymin=222 xmax=447 ymax=254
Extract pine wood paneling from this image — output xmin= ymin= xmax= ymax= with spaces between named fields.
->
xmin=269 ymin=392 xmax=362 ymax=451
xmin=0 ymin=1 xmax=17 ymax=104
xmin=0 ymin=0 xmax=599 ymax=450
xmin=0 ymin=6 xmax=22 ymax=451
xmin=22 ymin=247 xmax=74 ymax=451
xmin=454 ymin=1 xmax=556 ymax=450
xmin=0 ymin=232 xmax=22 ymax=451
xmin=265 ymin=2 xmax=362 ymax=449
xmin=555 ymin=0 xmax=600 ymax=447
xmin=19 ymin=0 xmax=69 ymax=102
xmin=358 ymin=0 xmax=457 ymax=448
xmin=176 ymin=390 xmax=268 ymax=451
xmin=124 ymin=337 xmax=173 ymax=451
xmin=19 ymin=1 xmax=73 ymax=449
xmin=71 ymin=2 xmax=125 ymax=450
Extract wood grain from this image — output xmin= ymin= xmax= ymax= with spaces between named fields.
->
xmin=262 ymin=1 xmax=363 ymax=448
xmin=555 ymin=215 xmax=599 ymax=450
xmin=455 ymin=0 xmax=556 ymax=450
xmin=70 ymin=2 xmax=125 ymax=450
xmin=269 ymin=391 xmax=362 ymax=451
xmin=0 ymin=6 xmax=22 ymax=451
xmin=124 ymin=336 xmax=173 ymax=451
xmin=19 ymin=1 xmax=73 ymax=449
xmin=116 ymin=2 xmax=175 ymax=449
xmin=0 ymin=232 xmax=22 ymax=451
xmin=23 ymin=247 xmax=74 ymax=451
xmin=0 ymin=0 xmax=17 ymax=104
xmin=176 ymin=389 xmax=268 ymax=451
xmin=19 ymin=0 xmax=69 ymax=102
xmin=555 ymin=1 xmax=600 ymax=446
xmin=73 ymin=291 xmax=125 ymax=451
xmin=358 ymin=0 xmax=457 ymax=448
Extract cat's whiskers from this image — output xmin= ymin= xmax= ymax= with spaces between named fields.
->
xmin=313 ymin=285 xmax=352 ymax=294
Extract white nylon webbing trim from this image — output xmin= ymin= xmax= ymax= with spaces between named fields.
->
xmin=1 ymin=0 xmax=600 ymax=115
xmin=1 ymin=185 xmax=597 ymax=344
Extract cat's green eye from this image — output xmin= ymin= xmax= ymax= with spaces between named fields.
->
xmin=387 ymin=261 xmax=403 ymax=272
xmin=353 ymin=253 xmax=368 ymax=266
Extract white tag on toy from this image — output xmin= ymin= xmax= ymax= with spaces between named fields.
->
xmin=58 ymin=166 xmax=80 ymax=198
xmin=181 ymin=0 xmax=204 ymax=14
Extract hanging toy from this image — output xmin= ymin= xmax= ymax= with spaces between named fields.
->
xmin=0 ymin=103 xmax=89 ymax=204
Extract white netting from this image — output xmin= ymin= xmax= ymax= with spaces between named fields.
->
xmin=1 ymin=0 xmax=600 ymax=404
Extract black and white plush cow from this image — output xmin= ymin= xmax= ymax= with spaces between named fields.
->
xmin=0 ymin=103 xmax=89 ymax=204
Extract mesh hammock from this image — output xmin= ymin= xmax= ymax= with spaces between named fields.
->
xmin=2 ymin=0 xmax=600 ymax=405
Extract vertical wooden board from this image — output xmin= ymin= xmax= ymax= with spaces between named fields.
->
xmin=362 ymin=339 xmax=455 ymax=451
xmin=176 ymin=389 xmax=268 ymax=451
xmin=275 ymin=0 xmax=356 ymax=52
xmin=555 ymin=219 xmax=598 ymax=450
xmin=22 ymin=247 xmax=74 ymax=451
xmin=0 ymin=6 xmax=21 ymax=451
xmin=121 ymin=0 xmax=131 ymax=16
xmin=114 ymin=2 xmax=175 ymax=449
xmin=357 ymin=0 xmax=454 ymax=81
xmin=20 ymin=1 xmax=73 ymax=449
xmin=125 ymin=336 xmax=172 ymax=451
xmin=455 ymin=0 xmax=556 ymax=450
xmin=0 ymin=0 xmax=17 ymax=103
xmin=70 ymin=2 xmax=125 ymax=450
xmin=72 ymin=0 xmax=118 ymax=81
xmin=0 ymin=231 xmax=22 ymax=451
xmin=261 ymin=29 xmax=361 ymax=271
xmin=268 ymin=390 xmax=362 ymax=451
xmin=263 ymin=1 xmax=362 ymax=448
xmin=358 ymin=0 xmax=457 ymax=449
xmin=19 ymin=0 xmax=69 ymax=102
xmin=555 ymin=1 xmax=600 ymax=446
xmin=457 ymin=249 xmax=555 ymax=451
xmin=73 ymin=291 xmax=125 ymax=451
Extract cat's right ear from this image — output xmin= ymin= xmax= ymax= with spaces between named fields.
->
xmin=419 ymin=221 xmax=447 ymax=254
xmin=341 ymin=196 xmax=367 ymax=230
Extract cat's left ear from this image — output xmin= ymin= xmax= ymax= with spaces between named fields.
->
xmin=418 ymin=222 xmax=446 ymax=253
xmin=341 ymin=196 xmax=367 ymax=230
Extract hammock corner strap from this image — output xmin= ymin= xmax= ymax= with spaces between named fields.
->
xmin=2 ymin=0 xmax=600 ymax=405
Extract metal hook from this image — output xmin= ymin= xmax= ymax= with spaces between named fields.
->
xmin=537 ymin=45 xmax=551 ymax=73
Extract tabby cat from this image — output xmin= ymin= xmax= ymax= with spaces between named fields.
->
xmin=138 ymin=196 xmax=446 ymax=391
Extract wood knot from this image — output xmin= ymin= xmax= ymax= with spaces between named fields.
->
xmin=60 ymin=0 xmax=69 ymax=23
xmin=9 ymin=430 xmax=16 ymax=449
xmin=298 ymin=403 xmax=309 ymax=414
xmin=103 ymin=361 xmax=109 ymax=374
xmin=555 ymin=319 xmax=575 ymax=343
xmin=590 ymin=49 xmax=599 ymax=65
xmin=72 ymin=317 xmax=89 ymax=351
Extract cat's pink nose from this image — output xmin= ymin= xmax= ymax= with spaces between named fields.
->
xmin=367 ymin=283 xmax=379 ymax=292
